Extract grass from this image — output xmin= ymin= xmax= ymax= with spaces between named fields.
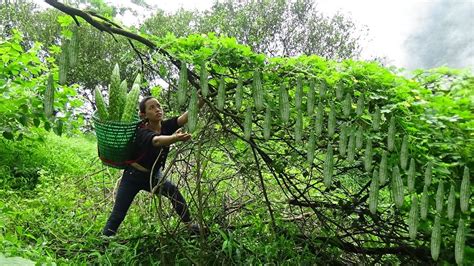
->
xmin=0 ymin=131 xmax=322 ymax=265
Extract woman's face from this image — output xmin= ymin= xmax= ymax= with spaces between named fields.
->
xmin=143 ymin=98 xmax=163 ymax=122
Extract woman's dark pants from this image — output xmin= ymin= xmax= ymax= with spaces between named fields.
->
xmin=102 ymin=167 xmax=191 ymax=236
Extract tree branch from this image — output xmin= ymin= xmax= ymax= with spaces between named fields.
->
xmin=44 ymin=0 xmax=206 ymax=93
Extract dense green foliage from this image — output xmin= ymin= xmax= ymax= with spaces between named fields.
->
xmin=1 ymin=0 xmax=472 ymax=265
xmin=0 ymin=30 xmax=83 ymax=140
xmin=0 ymin=1 xmax=144 ymax=113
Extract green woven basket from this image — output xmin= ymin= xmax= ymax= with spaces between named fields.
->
xmin=92 ymin=111 xmax=142 ymax=169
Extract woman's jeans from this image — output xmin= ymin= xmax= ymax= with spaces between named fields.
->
xmin=102 ymin=167 xmax=191 ymax=236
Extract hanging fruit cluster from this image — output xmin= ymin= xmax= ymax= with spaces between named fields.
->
xmin=175 ymin=60 xmax=470 ymax=264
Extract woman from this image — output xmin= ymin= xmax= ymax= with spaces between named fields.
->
xmin=102 ymin=95 xmax=204 ymax=236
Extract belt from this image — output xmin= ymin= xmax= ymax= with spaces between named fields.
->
xmin=127 ymin=166 xmax=163 ymax=181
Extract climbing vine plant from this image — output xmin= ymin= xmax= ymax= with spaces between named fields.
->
xmin=159 ymin=33 xmax=472 ymax=263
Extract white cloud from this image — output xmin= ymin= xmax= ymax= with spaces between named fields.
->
xmin=316 ymin=0 xmax=433 ymax=67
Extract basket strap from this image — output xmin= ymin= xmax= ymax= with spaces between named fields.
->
xmin=124 ymin=151 xmax=146 ymax=165
xmin=98 ymin=148 xmax=147 ymax=168
xmin=100 ymin=156 xmax=128 ymax=167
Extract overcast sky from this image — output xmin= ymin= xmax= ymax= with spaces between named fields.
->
xmin=37 ymin=0 xmax=474 ymax=71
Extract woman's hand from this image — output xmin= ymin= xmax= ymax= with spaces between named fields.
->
xmin=173 ymin=128 xmax=191 ymax=142
xmin=152 ymin=128 xmax=191 ymax=147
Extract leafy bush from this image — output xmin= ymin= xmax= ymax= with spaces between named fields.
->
xmin=0 ymin=30 xmax=83 ymax=142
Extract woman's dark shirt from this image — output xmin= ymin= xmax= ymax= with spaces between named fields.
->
xmin=130 ymin=117 xmax=180 ymax=171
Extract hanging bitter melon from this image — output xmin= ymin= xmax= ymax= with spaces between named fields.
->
xmin=420 ymin=185 xmax=429 ymax=220
xmin=279 ymin=83 xmax=290 ymax=123
xmin=372 ymin=105 xmax=381 ymax=131
xmin=343 ymin=93 xmax=351 ymax=117
xmin=407 ymin=158 xmax=416 ymax=193
xmin=253 ymin=70 xmax=264 ymax=111
xmin=425 ymin=162 xmax=433 ymax=186
xmin=436 ymin=181 xmax=444 ymax=214
xmin=339 ymin=123 xmax=348 ymax=156
xmin=431 ymin=215 xmax=441 ymax=261
xmin=364 ymin=138 xmax=373 ymax=172
xmin=455 ymin=218 xmax=465 ymax=265
xmin=235 ymin=76 xmax=243 ymax=110
xmin=392 ymin=165 xmax=404 ymax=208
xmin=356 ymin=125 xmax=364 ymax=150
xmin=347 ymin=130 xmax=356 ymax=163
xmin=307 ymin=79 xmax=315 ymax=116
xmin=217 ymin=77 xmax=225 ymax=110
xmin=356 ymin=92 xmax=364 ymax=116
xmin=379 ymin=150 xmax=388 ymax=184
xmin=319 ymin=79 xmax=326 ymax=99
xmin=335 ymin=81 xmax=343 ymax=100
xmin=447 ymin=184 xmax=455 ymax=221
xmin=295 ymin=77 xmax=303 ymax=111
xmin=460 ymin=166 xmax=470 ymax=213
xmin=315 ymin=102 xmax=324 ymax=137
xmin=200 ymin=61 xmax=209 ymax=97
xmin=44 ymin=74 xmax=55 ymax=118
xmin=68 ymin=26 xmax=78 ymax=67
xmin=328 ymin=102 xmax=336 ymax=138
xmin=187 ymin=88 xmax=198 ymax=133
xmin=178 ymin=61 xmax=188 ymax=107
xmin=58 ymin=41 xmax=69 ymax=85
xmin=244 ymin=105 xmax=252 ymax=140
xmin=400 ymin=135 xmax=409 ymax=170
xmin=409 ymin=194 xmax=419 ymax=240
xmin=369 ymin=168 xmax=379 ymax=214
xmin=387 ymin=116 xmax=395 ymax=151
xmin=264 ymin=105 xmax=271 ymax=141
xmin=323 ymin=143 xmax=334 ymax=188
xmin=295 ymin=112 xmax=303 ymax=143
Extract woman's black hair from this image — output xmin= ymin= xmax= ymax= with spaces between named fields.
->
xmin=139 ymin=96 xmax=156 ymax=122
xmin=139 ymin=96 xmax=156 ymax=114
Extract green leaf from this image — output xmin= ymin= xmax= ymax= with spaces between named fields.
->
xmin=44 ymin=121 xmax=51 ymax=131
xmin=19 ymin=115 xmax=28 ymax=126
xmin=151 ymin=86 xmax=162 ymax=98
xmin=11 ymin=43 xmax=23 ymax=52
xmin=33 ymin=118 xmax=40 ymax=127
xmin=2 ymin=131 xmax=14 ymax=140
xmin=57 ymin=15 xmax=73 ymax=27
xmin=1 ymin=54 xmax=10 ymax=64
